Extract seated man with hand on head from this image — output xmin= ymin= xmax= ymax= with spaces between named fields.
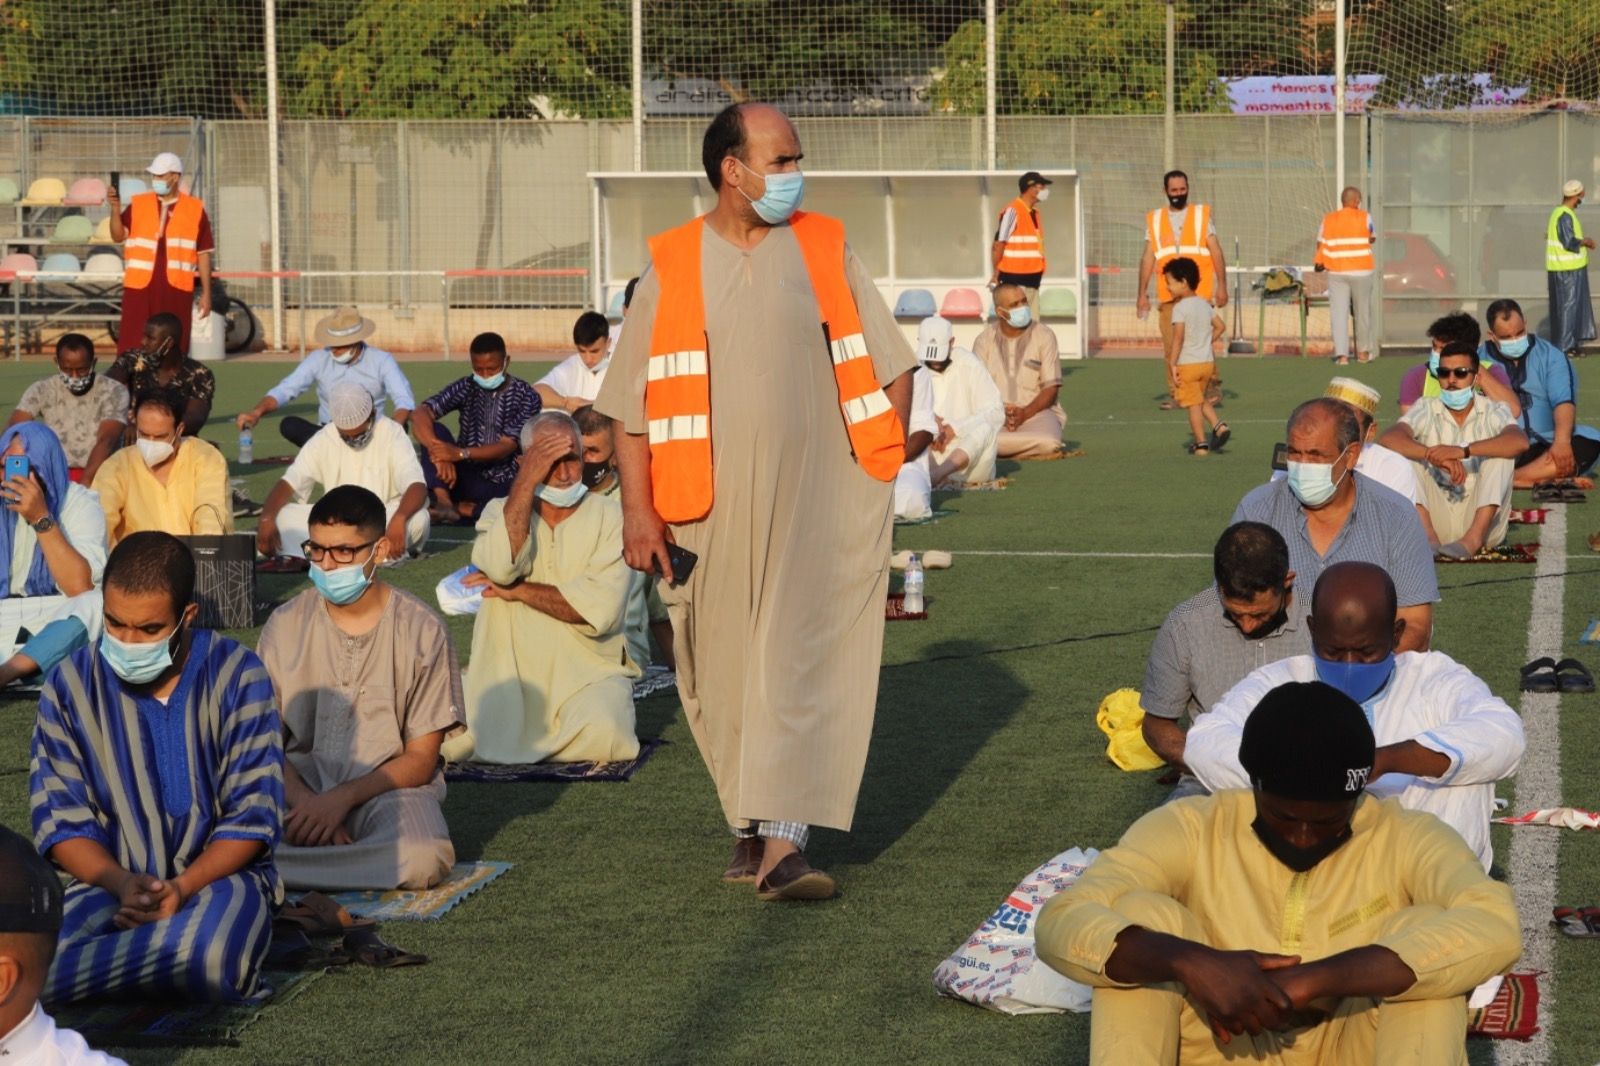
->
xmin=237 ymin=307 xmax=415 ymax=449
xmin=535 ymin=311 xmax=613 ymax=414
xmin=443 ymin=411 xmax=640 ymax=765
xmin=1398 ymin=311 xmax=1519 ymax=418
xmin=259 ymin=486 xmax=463 ymax=892
xmin=1 ymin=424 xmax=105 ymax=602
xmin=8 ymin=334 xmax=127 ymax=486
xmin=31 ymin=532 xmax=284 ymax=1005
xmin=1235 ymin=398 xmax=1436 ymax=652
xmin=1480 ymin=297 xmax=1600 ymax=488
xmin=974 ymin=283 xmax=1065 ymax=459
xmin=1141 ymin=522 xmax=1311 ymax=799
xmin=413 ymin=331 xmax=542 ymax=525
xmin=95 ymin=389 xmax=232 ymax=548
xmin=0 ymin=826 xmax=126 ymax=1065
xmin=1036 ymin=681 xmax=1521 ymax=1066
xmin=106 ymin=313 xmax=214 ymax=438
xmin=1382 ymin=343 xmax=1527 ymax=559
xmin=1187 ymin=561 xmax=1524 ymax=873
xmin=918 ymin=315 xmax=1005 ymax=491
xmin=256 ymin=383 xmax=429 ymax=560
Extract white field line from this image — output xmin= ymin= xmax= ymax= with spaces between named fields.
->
xmin=1495 ymin=503 xmax=1566 ymax=1066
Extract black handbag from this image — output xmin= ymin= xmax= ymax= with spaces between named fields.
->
xmin=181 ymin=532 xmax=256 ymax=629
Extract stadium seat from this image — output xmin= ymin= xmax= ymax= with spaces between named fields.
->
xmin=1039 ymin=288 xmax=1077 ymax=319
xmin=0 ymin=178 xmax=17 ymax=205
xmin=0 ymin=252 xmax=39 ymax=277
xmin=606 ymin=288 xmax=626 ymax=321
xmin=118 ymin=177 xmax=148 ymax=199
xmin=940 ymin=287 xmax=985 ymax=320
xmin=893 ymin=288 xmax=937 ymax=319
xmin=51 ymin=215 xmax=95 ymax=244
xmin=63 ymin=178 xmax=108 ymax=207
xmin=19 ymin=177 xmax=66 ymax=206
xmin=38 ymin=252 xmax=81 ymax=277
xmin=83 ymin=252 xmax=123 ymax=277
xmin=90 ymin=217 xmax=114 ymax=244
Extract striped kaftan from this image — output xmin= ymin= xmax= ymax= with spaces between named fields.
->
xmin=30 ymin=630 xmax=285 ymax=1005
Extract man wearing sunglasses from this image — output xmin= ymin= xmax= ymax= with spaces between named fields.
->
xmin=258 ymin=485 xmax=464 ymax=892
xmin=1381 ymin=342 xmax=1528 ymax=559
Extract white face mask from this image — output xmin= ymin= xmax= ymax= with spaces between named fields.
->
xmin=136 ymin=437 xmax=177 ymax=468
xmin=1036 ymin=187 xmax=1051 ymax=202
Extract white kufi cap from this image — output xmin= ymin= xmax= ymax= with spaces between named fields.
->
xmin=329 ymin=383 xmax=375 ymax=429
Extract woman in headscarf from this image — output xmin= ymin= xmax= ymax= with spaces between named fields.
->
xmin=0 ymin=423 xmax=106 ymax=600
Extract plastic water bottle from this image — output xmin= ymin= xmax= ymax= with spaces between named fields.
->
xmin=903 ymin=554 xmax=925 ymax=614
xmin=238 ymin=425 xmax=253 ymax=465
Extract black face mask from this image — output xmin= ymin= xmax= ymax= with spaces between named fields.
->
xmin=1239 ymin=604 xmax=1291 ymax=641
xmin=1252 ymin=816 xmax=1352 ymax=873
xmin=582 ymin=460 xmax=612 ymax=488
xmin=1168 ymin=193 xmax=1189 ymax=211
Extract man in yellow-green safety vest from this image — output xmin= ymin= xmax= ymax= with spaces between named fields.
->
xmin=1547 ymin=179 xmax=1596 ymax=358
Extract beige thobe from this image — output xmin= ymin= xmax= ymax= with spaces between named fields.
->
xmin=259 ymin=586 xmax=465 ymax=892
xmin=594 ymin=221 xmax=916 ymax=831
xmin=974 ymin=320 xmax=1066 ymax=459
xmin=453 ymin=491 xmax=641 ymax=764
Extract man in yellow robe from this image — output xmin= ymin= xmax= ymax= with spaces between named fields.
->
xmin=1036 ymin=681 xmax=1520 ymax=1065
xmin=442 ymin=411 xmax=639 ymax=766
xmin=95 ymin=389 xmax=230 ymax=547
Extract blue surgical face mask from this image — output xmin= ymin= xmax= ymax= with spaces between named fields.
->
xmin=1428 ymin=350 xmax=1442 ymax=376
xmin=1496 ymin=335 xmax=1530 ymax=358
xmin=152 ymin=179 xmax=173 ymax=196
xmin=1004 ymin=305 xmax=1032 ymax=329
xmin=1439 ymin=385 xmax=1475 ymax=411
xmin=1285 ymin=446 xmax=1352 ymax=508
xmin=535 ymin=479 xmax=588 ymax=509
xmin=473 ymin=370 xmax=507 ymax=390
xmin=309 ymin=547 xmax=377 ymax=606
xmin=1315 ymin=652 xmax=1396 ymax=706
xmin=100 ymin=620 xmax=186 ymax=686
xmin=737 ymin=160 xmax=805 ymax=225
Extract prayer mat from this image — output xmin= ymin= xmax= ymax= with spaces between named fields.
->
xmin=632 ymin=665 xmax=677 ymax=700
xmin=1581 ymin=619 xmax=1600 ymax=644
xmin=1495 ymin=807 xmax=1600 ymax=830
xmin=895 ymin=508 xmax=955 ymax=527
xmin=1509 ymin=508 xmax=1548 ymax=525
xmin=52 ymin=966 xmax=327 ymax=1049
xmin=324 ymin=861 xmax=513 ymax=922
xmin=1015 ymin=449 xmax=1085 ymax=462
xmin=445 ymin=736 xmax=666 ymax=784
xmin=254 ymin=454 xmax=296 ymax=466
xmin=1466 ymin=972 xmax=1541 ymax=1040
xmin=1552 ymin=906 xmax=1600 ymax=937
xmin=935 ymin=477 xmax=1010 ymax=494
xmin=1435 ymin=542 xmax=1538 ymax=564
xmin=886 ymin=592 xmax=927 ymax=622
xmin=256 ymin=555 xmax=309 ymax=574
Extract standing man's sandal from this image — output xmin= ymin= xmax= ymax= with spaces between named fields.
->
xmin=756 ymin=854 xmax=837 ymax=901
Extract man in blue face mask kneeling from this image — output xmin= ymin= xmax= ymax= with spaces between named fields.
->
xmin=1186 ymin=560 xmax=1524 ymax=875
xmin=258 ymin=485 xmax=465 ymax=892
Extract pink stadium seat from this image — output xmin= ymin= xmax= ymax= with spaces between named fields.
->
xmin=0 ymin=252 xmax=38 ymax=280
xmin=940 ymin=287 xmax=985 ymax=320
xmin=63 ymin=178 xmax=108 ymax=207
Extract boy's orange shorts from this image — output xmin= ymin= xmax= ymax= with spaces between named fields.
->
xmin=1173 ymin=362 xmax=1216 ymax=408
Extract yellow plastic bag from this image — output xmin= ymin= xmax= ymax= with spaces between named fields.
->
xmin=1095 ymin=688 xmax=1164 ymax=772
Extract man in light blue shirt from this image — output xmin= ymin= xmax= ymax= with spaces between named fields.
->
xmin=1480 ymin=297 xmax=1600 ymax=488
xmin=236 ymin=306 xmax=415 ymax=448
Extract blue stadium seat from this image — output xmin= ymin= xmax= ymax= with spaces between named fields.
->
xmin=893 ymin=288 xmax=936 ymax=319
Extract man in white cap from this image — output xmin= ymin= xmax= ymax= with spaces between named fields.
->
xmin=107 ymin=151 xmax=213 ymax=355
xmin=237 ymin=306 xmax=416 ymax=449
xmin=1271 ymin=377 xmax=1420 ymax=508
xmin=1547 ymin=179 xmax=1596 ymax=358
xmin=255 ymin=383 xmax=430 ymax=559
xmin=920 ymin=315 xmax=1004 ymax=488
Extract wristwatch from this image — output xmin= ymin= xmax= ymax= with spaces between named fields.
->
xmin=30 ymin=514 xmax=56 ymax=534
xmin=459 ymin=447 xmax=468 ymax=461
xmin=1461 ymin=442 xmax=1471 ymax=459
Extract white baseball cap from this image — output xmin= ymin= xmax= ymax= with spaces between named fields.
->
xmin=146 ymin=152 xmax=184 ymax=176
xmin=916 ymin=315 xmax=954 ymax=364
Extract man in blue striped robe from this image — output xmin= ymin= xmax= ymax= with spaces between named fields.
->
xmin=30 ymin=531 xmax=284 ymax=1005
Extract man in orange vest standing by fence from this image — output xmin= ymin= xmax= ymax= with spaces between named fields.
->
xmin=595 ymin=102 xmax=915 ymax=903
xmin=107 ymin=152 xmax=214 ymax=356
xmin=1314 ymin=186 xmax=1378 ymax=365
xmin=1138 ymin=170 xmax=1228 ymax=408
xmin=990 ymin=171 xmax=1052 ymax=310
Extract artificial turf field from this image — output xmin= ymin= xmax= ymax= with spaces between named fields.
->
xmin=3 ymin=352 xmax=1599 ymax=1065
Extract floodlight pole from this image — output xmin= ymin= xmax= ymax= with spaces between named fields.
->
xmin=1334 ymin=0 xmax=1347 ymax=194
xmin=1164 ymin=0 xmax=1176 ymax=172
xmin=631 ymin=0 xmax=644 ymax=171
xmin=984 ymin=0 xmax=997 ymax=170
xmin=264 ymin=0 xmax=284 ymax=350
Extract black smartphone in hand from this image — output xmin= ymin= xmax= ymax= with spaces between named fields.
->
xmin=662 ymin=544 xmax=697 ymax=585
xmin=109 ymin=172 xmax=120 ymax=194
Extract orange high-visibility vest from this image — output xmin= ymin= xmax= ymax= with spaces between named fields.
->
xmin=997 ymin=197 xmax=1047 ymax=275
xmin=1315 ymin=206 xmax=1375 ymax=273
xmin=123 ymin=192 xmax=204 ymax=292
xmin=1147 ymin=203 xmax=1215 ymax=302
xmin=645 ymin=211 xmax=905 ymax=524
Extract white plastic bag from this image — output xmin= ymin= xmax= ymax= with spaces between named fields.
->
xmin=190 ymin=306 xmax=225 ymax=361
xmin=932 ymin=846 xmax=1099 ymax=1015
xmin=435 ymin=564 xmax=485 ymax=616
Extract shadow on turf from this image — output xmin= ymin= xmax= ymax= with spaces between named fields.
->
xmin=827 ymin=638 xmax=1030 ymax=868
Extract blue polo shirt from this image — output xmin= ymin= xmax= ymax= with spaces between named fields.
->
xmin=1481 ymin=333 xmax=1600 ymax=446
